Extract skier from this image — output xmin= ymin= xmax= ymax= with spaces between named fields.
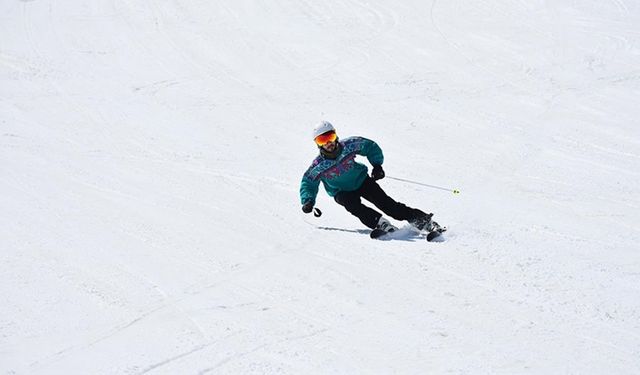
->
xmin=300 ymin=120 xmax=442 ymax=238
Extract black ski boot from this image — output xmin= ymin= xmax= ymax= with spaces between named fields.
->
xmin=410 ymin=213 xmax=446 ymax=241
xmin=409 ymin=213 xmax=441 ymax=232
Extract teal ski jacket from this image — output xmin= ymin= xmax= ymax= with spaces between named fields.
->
xmin=300 ymin=136 xmax=384 ymax=205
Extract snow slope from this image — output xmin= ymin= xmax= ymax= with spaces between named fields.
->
xmin=2 ymin=0 xmax=640 ymax=373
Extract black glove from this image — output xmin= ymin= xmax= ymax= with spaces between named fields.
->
xmin=371 ymin=165 xmax=385 ymax=180
xmin=302 ymin=201 xmax=314 ymax=213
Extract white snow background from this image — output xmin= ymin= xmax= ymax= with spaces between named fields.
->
xmin=2 ymin=1 xmax=640 ymax=374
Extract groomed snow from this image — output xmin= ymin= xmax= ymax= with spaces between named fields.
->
xmin=1 ymin=1 xmax=639 ymax=374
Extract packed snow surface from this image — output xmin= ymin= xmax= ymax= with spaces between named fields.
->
xmin=2 ymin=0 xmax=640 ymax=374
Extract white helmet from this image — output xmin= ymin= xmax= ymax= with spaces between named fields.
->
xmin=312 ymin=120 xmax=335 ymax=140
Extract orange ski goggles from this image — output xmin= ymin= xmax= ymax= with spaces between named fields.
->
xmin=314 ymin=131 xmax=338 ymax=146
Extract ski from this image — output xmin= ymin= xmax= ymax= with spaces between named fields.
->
xmin=425 ymin=227 xmax=447 ymax=242
xmin=409 ymin=213 xmax=447 ymax=242
xmin=370 ymin=228 xmax=392 ymax=239
xmin=370 ymin=214 xmax=447 ymax=241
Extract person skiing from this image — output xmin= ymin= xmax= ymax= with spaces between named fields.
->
xmin=300 ymin=120 xmax=442 ymax=238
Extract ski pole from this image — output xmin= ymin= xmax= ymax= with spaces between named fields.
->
xmin=313 ymin=208 xmax=322 ymax=217
xmin=386 ymin=176 xmax=460 ymax=195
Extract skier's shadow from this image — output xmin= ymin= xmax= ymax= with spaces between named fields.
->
xmin=316 ymin=226 xmax=370 ymax=235
xmin=316 ymin=226 xmax=422 ymax=242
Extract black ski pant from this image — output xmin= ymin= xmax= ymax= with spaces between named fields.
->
xmin=334 ymin=176 xmax=426 ymax=229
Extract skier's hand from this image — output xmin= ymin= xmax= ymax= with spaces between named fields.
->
xmin=302 ymin=201 xmax=314 ymax=214
xmin=371 ymin=165 xmax=385 ymax=180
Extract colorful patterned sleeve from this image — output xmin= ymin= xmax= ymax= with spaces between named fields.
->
xmin=300 ymin=166 xmax=321 ymax=205
xmin=354 ymin=137 xmax=384 ymax=166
